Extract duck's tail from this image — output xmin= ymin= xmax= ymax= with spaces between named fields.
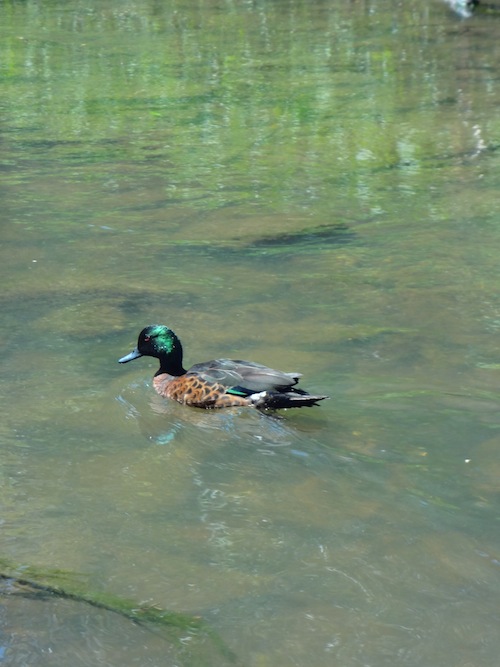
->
xmin=250 ymin=390 xmax=329 ymax=410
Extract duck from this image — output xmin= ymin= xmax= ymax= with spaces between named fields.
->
xmin=118 ymin=324 xmax=329 ymax=410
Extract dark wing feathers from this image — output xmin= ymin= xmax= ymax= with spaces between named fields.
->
xmin=187 ymin=359 xmax=301 ymax=393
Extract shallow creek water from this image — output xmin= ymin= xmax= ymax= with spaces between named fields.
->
xmin=1 ymin=1 xmax=500 ymax=665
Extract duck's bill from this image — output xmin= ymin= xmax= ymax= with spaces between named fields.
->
xmin=118 ymin=348 xmax=142 ymax=363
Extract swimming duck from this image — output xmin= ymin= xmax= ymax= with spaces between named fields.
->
xmin=118 ymin=324 xmax=328 ymax=410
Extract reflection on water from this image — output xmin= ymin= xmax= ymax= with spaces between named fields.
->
xmin=1 ymin=0 xmax=500 ymax=665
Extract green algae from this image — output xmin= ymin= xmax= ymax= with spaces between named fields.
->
xmin=0 ymin=557 xmax=240 ymax=665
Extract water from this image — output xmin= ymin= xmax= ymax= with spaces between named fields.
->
xmin=1 ymin=0 xmax=500 ymax=665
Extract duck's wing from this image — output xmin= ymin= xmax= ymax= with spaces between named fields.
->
xmin=187 ymin=359 xmax=301 ymax=393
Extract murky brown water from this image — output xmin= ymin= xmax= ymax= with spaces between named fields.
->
xmin=1 ymin=1 xmax=500 ymax=665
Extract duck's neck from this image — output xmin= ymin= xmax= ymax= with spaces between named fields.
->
xmin=156 ymin=353 xmax=186 ymax=377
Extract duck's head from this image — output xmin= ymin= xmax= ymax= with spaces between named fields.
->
xmin=119 ymin=324 xmax=185 ymax=374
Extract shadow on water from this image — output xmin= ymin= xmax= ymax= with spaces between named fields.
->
xmin=116 ymin=380 xmax=333 ymax=463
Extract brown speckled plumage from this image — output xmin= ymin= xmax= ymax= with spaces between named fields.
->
xmin=153 ymin=373 xmax=251 ymax=408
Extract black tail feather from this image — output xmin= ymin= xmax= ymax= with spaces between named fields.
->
xmin=251 ymin=391 xmax=329 ymax=410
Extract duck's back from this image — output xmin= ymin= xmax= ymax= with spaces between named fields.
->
xmin=185 ymin=358 xmax=300 ymax=393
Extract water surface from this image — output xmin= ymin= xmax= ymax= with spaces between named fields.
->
xmin=1 ymin=1 xmax=500 ymax=665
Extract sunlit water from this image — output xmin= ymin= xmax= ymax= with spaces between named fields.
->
xmin=1 ymin=1 xmax=500 ymax=665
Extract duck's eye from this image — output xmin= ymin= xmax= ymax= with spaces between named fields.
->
xmin=144 ymin=335 xmax=151 ymax=342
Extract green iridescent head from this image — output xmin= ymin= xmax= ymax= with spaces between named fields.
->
xmin=118 ymin=324 xmax=185 ymax=375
